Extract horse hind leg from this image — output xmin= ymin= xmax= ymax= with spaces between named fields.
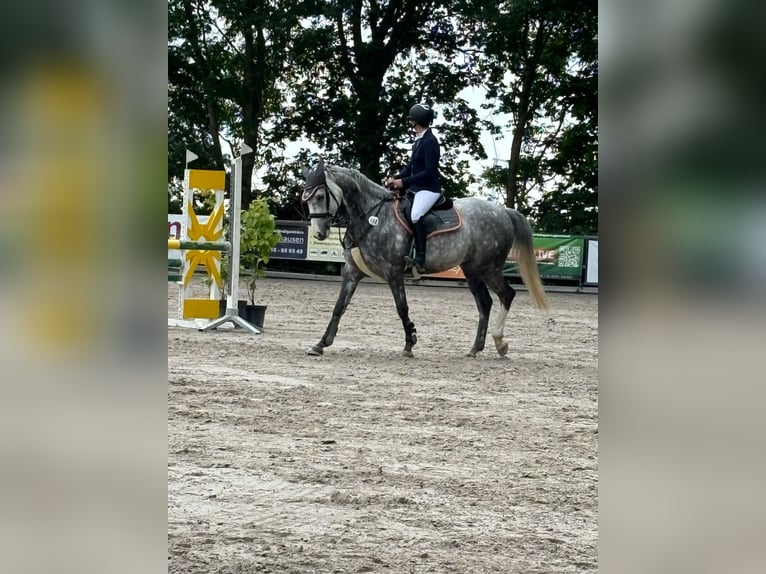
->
xmin=465 ymin=275 xmax=492 ymax=357
xmin=483 ymin=271 xmax=516 ymax=357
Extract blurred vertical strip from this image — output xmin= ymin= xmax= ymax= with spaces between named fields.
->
xmin=601 ymin=0 xmax=766 ymax=573
xmin=0 ymin=1 xmax=166 ymax=573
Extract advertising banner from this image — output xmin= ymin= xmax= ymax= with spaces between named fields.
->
xmin=426 ymin=266 xmax=466 ymax=279
xmin=504 ymin=234 xmax=585 ymax=280
xmin=271 ymin=221 xmax=309 ymax=260
xmin=306 ymin=229 xmax=346 ymax=263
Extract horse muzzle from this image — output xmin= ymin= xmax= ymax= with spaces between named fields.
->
xmin=310 ymin=219 xmax=329 ymax=240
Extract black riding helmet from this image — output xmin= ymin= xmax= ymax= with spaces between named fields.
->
xmin=408 ymin=103 xmax=434 ymax=127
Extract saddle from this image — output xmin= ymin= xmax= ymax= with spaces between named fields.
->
xmin=394 ymin=192 xmax=462 ymax=238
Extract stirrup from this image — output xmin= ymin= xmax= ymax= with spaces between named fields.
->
xmin=404 ymin=255 xmax=426 ymax=275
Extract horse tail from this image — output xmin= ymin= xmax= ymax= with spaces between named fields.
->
xmin=506 ymin=209 xmax=550 ymax=311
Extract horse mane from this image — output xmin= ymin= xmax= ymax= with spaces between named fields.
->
xmin=325 ymin=165 xmax=390 ymax=201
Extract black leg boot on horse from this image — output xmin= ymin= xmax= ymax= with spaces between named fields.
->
xmin=405 ymin=219 xmax=428 ymax=274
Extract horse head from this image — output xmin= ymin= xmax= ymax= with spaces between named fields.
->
xmin=301 ymin=158 xmax=343 ymax=240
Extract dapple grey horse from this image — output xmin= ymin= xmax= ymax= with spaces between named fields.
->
xmin=301 ymin=160 xmax=549 ymax=357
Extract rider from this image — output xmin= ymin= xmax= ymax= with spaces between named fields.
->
xmin=386 ymin=103 xmax=442 ymax=274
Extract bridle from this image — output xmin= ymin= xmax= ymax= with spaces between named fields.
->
xmin=302 ymin=183 xmax=342 ymax=223
xmin=301 ymin=164 xmax=392 ymax=245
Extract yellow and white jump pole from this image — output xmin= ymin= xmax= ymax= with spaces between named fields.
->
xmin=199 ymin=143 xmax=262 ymax=334
xmin=168 ymin=150 xmax=227 ymax=328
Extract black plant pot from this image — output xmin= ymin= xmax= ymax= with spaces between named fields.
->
xmin=219 ymin=299 xmax=247 ymax=317
xmin=242 ymin=304 xmax=267 ymax=328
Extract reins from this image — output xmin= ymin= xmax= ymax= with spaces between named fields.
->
xmin=303 ymin=167 xmax=393 ymax=247
xmin=341 ymin=193 xmax=391 ymax=246
xmin=301 ymin=165 xmax=394 ymax=247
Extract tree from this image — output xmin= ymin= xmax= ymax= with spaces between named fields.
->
xmin=278 ymin=0 xmax=486 ymax=194
xmin=168 ymin=0 xmax=231 ymax=174
xmin=169 ymin=0 xmax=304 ymax=208
xmin=167 ymin=0 xmax=597 ymax=233
xmin=464 ymin=0 xmax=597 ymax=232
xmin=532 ymin=35 xmax=597 ymax=234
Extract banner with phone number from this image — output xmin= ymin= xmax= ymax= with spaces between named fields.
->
xmin=271 ymin=221 xmax=345 ymax=262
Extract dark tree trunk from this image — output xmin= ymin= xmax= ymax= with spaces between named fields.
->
xmin=338 ymin=0 xmax=414 ymax=182
xmin=241 ymin=21 xmax=268 ymax=210
xmin=354 ymin=87 xmax=386 ymax=181
xmin=506 ymin=19 xmax=548 ymax=210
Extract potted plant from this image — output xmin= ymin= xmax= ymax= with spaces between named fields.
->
xmin=213 ymin=260 xmax=248 ymax=318
xmin=238 ymin=197 xmax=282 ymax=328
xmin=199 ymin=245 xmax=248 ymax=317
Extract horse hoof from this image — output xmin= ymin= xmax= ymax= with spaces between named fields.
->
xmin=497 ymin=342 xmax=509 ymax=357
xmin=306 ymin=346 xmax=324 ymax=356
xmin=402 ymin=350 xmax=414 ymax=358
xmin=466 ymin=350 xmax=477 ymax=357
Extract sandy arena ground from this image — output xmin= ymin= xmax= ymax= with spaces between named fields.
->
xmin=168 ymin=276 xmax=598 ymax=573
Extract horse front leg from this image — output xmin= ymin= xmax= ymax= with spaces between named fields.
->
xmin=307 ymin=263 xmax=365 ymax=356
xmin=387 ymin=274 xmax=418 ymax=357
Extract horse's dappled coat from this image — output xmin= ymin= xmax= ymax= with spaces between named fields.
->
xmin=302 ymin=161 xmax=548 ymax=357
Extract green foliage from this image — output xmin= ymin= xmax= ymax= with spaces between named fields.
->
xmin=168 ymin=0 xmax=597 ymax=236
xmin=532 ymin=186 xmax=597 ymax=235
xmin=168 ymin=180 xmax=183 ymax=214
xmin=481 ymin=165 xmax=509 ymax=203
xmin=239 ymin=198 xmax=282 ymax=303
xmin=168 ymin=181 xmax=216 ymax=216
xmin=465 ymin=0 xmax=597 ymax=230
xmin=168 ymin=0 xmax=306 ymax=206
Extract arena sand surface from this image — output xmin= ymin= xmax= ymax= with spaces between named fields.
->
xmin=168 ymin=276 xmax=598 ymax=573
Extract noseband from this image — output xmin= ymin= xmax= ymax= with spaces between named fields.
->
xmin=302 ymin=183 xmax=341 ymax=221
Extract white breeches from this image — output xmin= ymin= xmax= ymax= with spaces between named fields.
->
xmin=410 ymin=190 xmax=441 ymax=222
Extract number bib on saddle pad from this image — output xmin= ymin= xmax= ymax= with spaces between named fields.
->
xmin=393 ymin=193 xmax=462 ymax=238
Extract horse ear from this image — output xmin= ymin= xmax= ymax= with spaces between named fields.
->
xmin=301 ymin=166 xmax=309 ymax=179
xmin=317 ymin=157 xmax=325 ymax=172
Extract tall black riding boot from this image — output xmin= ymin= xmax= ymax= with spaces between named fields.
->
xmin=405 ymin=219 xmax=427 ymax=273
